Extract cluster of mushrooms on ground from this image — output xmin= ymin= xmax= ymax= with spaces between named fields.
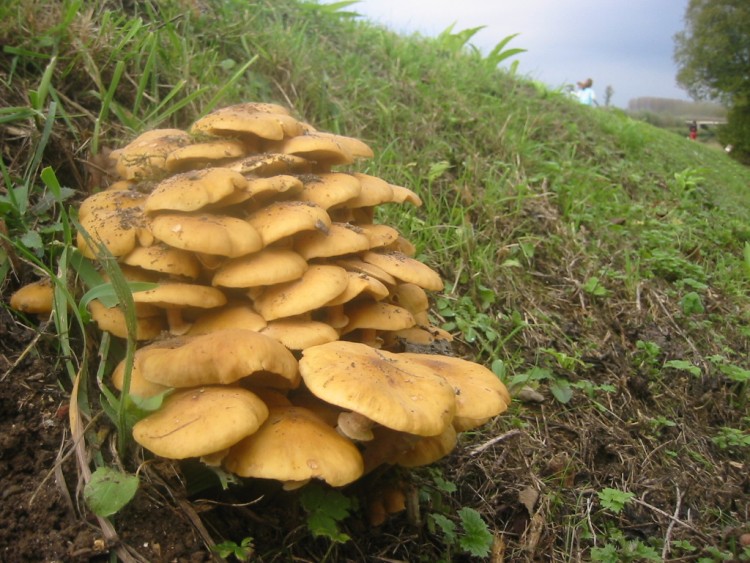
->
xmin=9 ymin=102 xmax=511 ymax=502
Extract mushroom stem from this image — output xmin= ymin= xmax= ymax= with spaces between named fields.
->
xmin=166 ymin=308 xmax=193 ymax=336
xmin=337 ymin=411 xmax=375 ymax=441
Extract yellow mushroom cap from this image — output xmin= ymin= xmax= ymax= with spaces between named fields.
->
xmin=111 ymin=128 xmax=192 ymax=180
xmin=268 ymin=131 xmax=355 ymax=166
xmin=149 ymin=213 xmax=263 ymax=258
xmin=223 ymin=406 xmax=364 ymax=488
xmin=260 ymin=318 xmax=340 ymax=350
xmin=253 ymin=264 xmax=349 ymax=321
xmin=362 ymin=251 xmax=444 ymax=291
xmin=133 ymin=386 xmax=269 ymax=459
xmin=341 ymin=302 xmax=416 ymax=335
xmin=212 ymin=248 xmax=308 ymax=289
xmin=395 ymin=425 xmax=458 ymax=467
xmin=121 ymin=243 xmax=201 ymax=279
xmin=190 ymin=103 xmax=303 ymax=140
xmin=186 ymin=302 xmax=267 ymax=336
xmin=9 ymin=279 xmax=54 ymax=315
xmin=132 ymin=282 xmax=227 ymax=310
xmin=299 ymin=341 xmax=456 ymax=437
xmin=137 ymin=329 xmax=299 ymax=389
xmin=325 ymin=271 xmax=390 ymax=307
xmin=294 ymin=222 xmax=371 ymax=261
xmin=87 ymin=299 xmax=166 ymax=341
xmin=296 ymin=172 xmax=362 ymax=209
xmin=399 ymin=353 xmax=511 ymax=428
xmin=76 ymin=189 xmax=149 ymax=259
xmin=246 ymin=201 xmax=332 ymax=246
xmin=144 ymin=167 xmax=248 ymax=213
xmin=164 ymin=138 xmax=246 ymax=173
xmin=226 ymin=153 xmax=311 ymax=177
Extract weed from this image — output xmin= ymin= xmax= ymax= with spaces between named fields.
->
xmin=212 ymin=537 xmax=254 ymax=562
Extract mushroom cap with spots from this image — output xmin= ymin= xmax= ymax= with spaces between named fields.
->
xmin=110 ymin=128 xmax=192 ymax=180
xmin=133 ymin=386 xmax=269 ymax=459
xmin=190 ymin=103 xmax=304 ymax=140
xmin=164 ymin=138 xmax=246 ymax=173
xmin=299 ymin=341 xmax=456 ymax=437
xmin=223 ymin=405 xmax=364 ymax=488
xmin=144 ymin=167 xmax=249 ymax=213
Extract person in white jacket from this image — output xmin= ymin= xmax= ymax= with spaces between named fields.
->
xmin=576 ymin=78 xmax=598 ymax=106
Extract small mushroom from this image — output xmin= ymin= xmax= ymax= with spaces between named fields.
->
xmin=9 ymin=278 xmax=54 ymax=315
xmin=191 ymin=103 xmax=303 ymax=141
xmin=87 ymin=299 xmax=166 ymax=341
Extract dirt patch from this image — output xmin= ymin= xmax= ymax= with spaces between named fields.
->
xmin=1 ymin=284 xmax=749 ymax=561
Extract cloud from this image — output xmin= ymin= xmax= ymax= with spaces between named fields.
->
xmin=332 ymin=0 xmax=691 ymax=106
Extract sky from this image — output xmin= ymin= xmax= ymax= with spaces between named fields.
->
xmin=324 ymin=0 xmax=693 ymax=108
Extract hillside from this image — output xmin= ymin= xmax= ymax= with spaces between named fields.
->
xmin=1 ymin=1 xmax=749 ymax=561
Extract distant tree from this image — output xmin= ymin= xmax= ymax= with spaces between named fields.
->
xmin=674 ymin=0 xmax=750 ymax=104
xmin=674 ymin=0 xmax=750 ymax=161
xmin=604 ymin=85 xmax=614 ymax=107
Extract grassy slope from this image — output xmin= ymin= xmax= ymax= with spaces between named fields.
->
xmin=2 ymin=0 xmax=749 ymax=560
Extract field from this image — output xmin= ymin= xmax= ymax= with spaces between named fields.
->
xmin=1 ymin=1 xmax=749 ymax=561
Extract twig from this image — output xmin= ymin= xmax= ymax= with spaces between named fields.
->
xmin=631 ymin=493 xmax=710 ymax=542
xmin=1 ymin=330 xmax=43 ymax=381
xmin=467 ymin=429 xmax=521 ymax=456
xmin=661 ymin=486 xmax=682 ymax=560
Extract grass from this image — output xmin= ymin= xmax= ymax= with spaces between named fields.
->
xmin=2 ymin=0 xmax=750 ymax=560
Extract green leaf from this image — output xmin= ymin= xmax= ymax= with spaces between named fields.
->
xmin=597 ymin=488 xmax=634 ymax=514
xmin=458 ymin=507 xmax=493 ymax=558
xmin=299 ymin=485 xmax=353 ymax=543
xmin=84 ymin=466 xmax=139 ymax=517
xmin=680 ymin=291 xmax=704 ymax=315
xmin=664 ymin=359 xmax=702 ymax=377
xmin=430 ymin=513 xmax=457 ymax=544
xmin=549 ymin=378 xmax=573 ymax=404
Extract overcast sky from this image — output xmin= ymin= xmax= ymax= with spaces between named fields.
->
xmin=326 ymin=0 xmax=692 ymax=108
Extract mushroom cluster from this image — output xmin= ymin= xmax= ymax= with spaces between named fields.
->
xmin=10 ymin=102 xmax=511 ymax=490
